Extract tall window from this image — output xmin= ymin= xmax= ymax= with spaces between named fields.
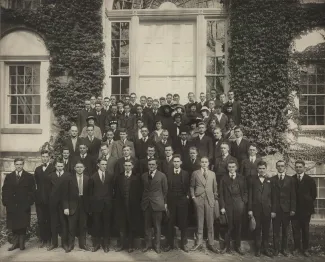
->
xmin=299 ymin=64 xmax=325 ymax=125
xmin=8 ymin=64 xmax=41 ymax=124
xmin=1 ymin=0 xmax=42 ymax=9
xmin=111 ymin=22 xmax=130 ymax=100
xmin=206 ymin=20 xmax=226 ymax=95
xmin=313 ymin=176 xmax=325 ymax=219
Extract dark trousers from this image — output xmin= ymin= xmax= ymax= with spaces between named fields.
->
xmin=11 ymin=228 xmax=27 ymax=247
xmin=50 ymin=204 xmax=65 ymax=246
xmin=254 ymin=210 xmax=271 ymax=250
xmin=144 ymin=206 xmax=163 ymax=248
xmin=62 ymin=197 xmax=88 ymax=248
xmin=36 ymin=204 xmax=51 ymax=242
xmin=292 ymin=214 xmax=311 ymax=251
xmin=272 ymin=210 xmax=290 ymax=251
xmin=92 ymin=204 xmax=112 ymax=242
xmin=167 ymin=195 xmax=188 ymax=247
xmin=224 ymin=200 xmax=245 ymax=249
xmin=119 ymin=202 xmax=136 ymax=248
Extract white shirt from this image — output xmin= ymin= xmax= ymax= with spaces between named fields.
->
xmin=76 ymin=174 xmax=83 ymax=195
xmin=71 ymin=137 xmax=78 ymax=151
xmin=199 ymin=134 xmax=205 ymax=140
xmin=236 ymin=137 xmax=242 ymax=145
xmin=57 ymin=171 xmax=63 ymax=177
xmin=88 ymin=136 xmax=94 ymax=142
xmin=229 ymin=172 xmax=236 ymax=179
xmin=161 ymin=140 xmax=167 ymax=145
xmin=181 ymin=140 xmax=187 ymax=146
xmin=142 ymin=136 xmax=147 ymax=142
xmin=258 ymin=174 xmax=265 ymax=183
xmin=229 ymin=99 xmax=234 ymax=103
xmin=298 ymin=173 xmax=304 ymax=181
xmin=201 ymin=168 xmax=208 ymax=174
xmin=98 ymin=170 xmax=105 ymax=181
xmin=107 ymin=139 xmax=113 ymax=146
xmin=64 ymin=159 xmax=69 ymax=165
xmin=249 ymin=156 xmax=256 ymax=163
xmin=166 ymin=156 xmax=172 ymax=162
xmin=42 ymin=163 xmax=49 ymax=172
xmin=222 ymin=153 xmax=229 ymax=159
xmin=138 ymin=130 xmax=143 ymax=139
xmin=125 ymin=171 xmax=132 ymax=178
xmin=80 ymin=153 xmax=87 ymax=159
xmin=215 ymin=113 xmax=223 ymax=122
xmin=278 ymin=173 xmax=285 ymax=180
xmin=16 ymin=171 xmax=22 ymax=177
xmin=174 ymin=168 xmax=181 ymax=174
xmin=149 ymin=169 xmax=157 ymax=178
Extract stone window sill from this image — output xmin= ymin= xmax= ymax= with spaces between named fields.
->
xmin=1 ymin=128 xmax=42 ymax=134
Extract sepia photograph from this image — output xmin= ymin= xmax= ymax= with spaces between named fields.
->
xmin=0 ymin=0 xmax=325 ymax=261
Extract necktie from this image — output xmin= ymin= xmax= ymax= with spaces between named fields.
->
xmin=149 ymin=171 xmax=153 ymax=181
xmin=203 ymin=170 xmax=207 ymax=179
xmin=43 ymin=163 xmax=47 ymax=167
xmin=81 ymin=154 xmax=85 ymax=159
xmin=78 ymin=176 xmax=82 ymax=195
xmin=299 ymin=175 xmax=302 ymax=181
xmin=250 ymin=158 xmax=254 ymax=163
xmin=281 ymin=175 xmax=284 ymax=180
xmin=175 ymin=170 xmax=179 ymax=175
xmin=192 ymin=159 xmax=195 ymax=164
xmin=232 ymin=174 xmax=235 ymax=180
xmin=16 ymin=172 xmax=21 ymax=181
xmin=101 ymin=172 xmax=105 ymax=183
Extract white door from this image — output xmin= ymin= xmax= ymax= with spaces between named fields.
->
xmin=138 ymin=21 xmax=196 ymax=103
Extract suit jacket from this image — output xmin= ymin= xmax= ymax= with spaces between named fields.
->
xmin=182 ymin=158 xmax=201 ymax=177
xmin=34 ymin=163 xmax=56 ymax=205
xmin=141 ymin=170 xmax=168 ymax=211
xmin=168 ymin=123 xmax=186 ymax=144
xmin=240 ymin=157 xmax=262 ymax=177
xmin=134 ymin=137 xmax=155 ymax=159
xmin=166 ymin=169 xmax=190 ymax=198
xmin=155 ymin=139 xmax=173 ymax=160
xmin=134 ymin=113 xmax=150 ymax=130
xmin=292 ymin=174 xmax=317 ymax=216
xmin=105 ymin=113 xmax=120 ymax=131
xmin=62 ymin=174 xmax=90 ymax=215
xmin=114 ymin=157 xmax=138 ymax=176
xmin=192 ymin=135 xmax=214 ymax=162
xmin=210 ymin=114 xmax=228 ymax=133
xmin=2 ymin=170 xmax=36 ymax=230
xmin=213 ymin=138 xmax=229 ymax=159
xmin=248 ymin=176 xmax=276 ymax=216
xmin=83 ymin=136 xmax=101 ymax=159
xmin=174 ymin=138 xmax=191 ymax=163
xmin=63 ymin=158 xmax=74 ymax=173
xmin=76 ymin=109 xmax=92 ymax=135
xmin=158 ymin=158 xmax=174 ymax=175
xmin=48 ymin=171 xmax=70 ymax=208
xmin=93 ymin=112 xmax=107 ymax=134
xmin=130 ymin=103 xmax=140 ymax=115
xmin=118 ymin=114 xmax=136 ymax=136
xmin=271 ymin=175 xmax=296 ymax=213
xmin=214 ymin=155 xmax=238 ymax=178
xmin=223 ymin=100 xmax=241 ymax=125
xmin=111 ymin=140 xmax=135 ymax=159
xmin=190 ymin=169 xmax=218 ymax=207
xmin=63 ymin=137 xmax=82 ymax=156
xmin=196 ymin=101 xmax=209 ymax=111
xmin=139 ymin=158 xmax=152 ymax=175
xmin=80 ymin=125 xmax=102 ymax=140
xmin=102 ymin=155 xmax=118 ymax=175
xmin=89 ymin=171 xmax=115 ymax=212
xmin=72 ymin=154 xmax=97 ymax=176
xmin=219 ymin=173 xmax=248 ymax=210
xmin=230 ymin=138 xmax=250 ymax=165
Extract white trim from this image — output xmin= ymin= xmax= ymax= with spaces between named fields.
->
xmin=301 ymin=125 xmax=325 ymax=130
xmin=130 ymin=15 xmax=139 ymax=93
xmin=196 ymin=14 xmax=205 ymax=98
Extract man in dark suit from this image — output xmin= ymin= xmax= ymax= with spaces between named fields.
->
xmin=230 ymin=126 xmax=250 ymax=167
xmin=184 ymin=92 xmax=197 ymax=115
xmin=72 ymin=143 xmax=97 ymax=176
xmin=240 ymin=144 xmax=261 ymax=180
xmin=224 ymin=90 xmax=241 ymax=125
xmin=292 ymin=160 xmax=317 ymax=257
xmin=83 ymin=124 xmax=101 ymax=159
xmin=118 ymin=104 xmax=136 ymax=137
xmin=2 ymin=158 xmax=36 ymax=251
xmin=190 ymin=157 xmax=219 ymax=253
xmin=141 ymin=158 xmax=168 ymax=254
xmin=93 ymin=102 xmax=107 ymax=135
xmin=76 ymin=99 xmax=92 ymax=134
xmin=212 ymin=127 xmax=228 ymax=160
xmin=174 ymin=128 xmax=191 ymax=164
xmin=129 ymin=93 xmax=140 ymax=114
xmin=155 ymin=130 xmax=173 ymax=159
xmin=63 ymin=125 xmax=82 ymax=157
xmin=100 ymin=143 xmax=118 ymax=174
xmin=213 ymin=142 xmax=238 ymax=186
xmin=115 ymin=160 xmax=143 ymax=253
xmin=62 ymin=147 xmax=74 ymax=173
xmin=48 ymin=158 xmax=70 ymax=251
xmin=248 ymin=161 xmax=276 ymax=257
xmin=105 ymin=104 xmax=120 ymax=131
xmin=34 ymin=150 xmax=56 ymax=248
xmin=158 ymin=145 xmax=174 ymax=175
xmin=139 ymin=146 xmax=156 ymax=175
xmin=89 ymin=158 xmax=115 ymax=252
xmin=196 ymin=92 xmax=208 ymax=112
xmin=182 ymin=146 xmax=201 ymax=176
xmin=148 ymin=99 xmax=162 ymax=124
xmin=271 ymin=160 xmax=296 ymax=257
xmin=135 ymin=105 xmax=151 ymax=130
xmin=114 ymin=145 xmax=138 ymax=176
xmin=169 ymin=113 xmax=186 ymax=145
xmin=134 ymin=127 xmax=155 ymax=159
xmin=164 ymin=155 xmax=190 ymax=252
xmin=210 ymin=104 xmax=228 ymax=134
xmin=192 ymin=122 xmax=213 ymax=163
xmin=219 ymin=161 xmax=248 ymax=255
xmin=62 ymin=161 xmax=92 ymax=252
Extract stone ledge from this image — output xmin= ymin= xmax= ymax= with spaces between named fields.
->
xmin=1 ymin=128 xmax=42 ymax=134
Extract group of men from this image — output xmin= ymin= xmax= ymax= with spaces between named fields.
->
xmin=1 ymin=90 xmax=317 ymax=258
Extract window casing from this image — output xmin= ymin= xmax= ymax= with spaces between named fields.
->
xmin=1 ymin=0 xmax=42 ymax=9
xmin=312 ymin=176 xmax=325 ymax=220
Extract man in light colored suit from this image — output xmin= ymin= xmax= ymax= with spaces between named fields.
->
xmin=190 ymin=156 xmax=219 ymax=253
xmin=100 ymin=143 xmax=117 ymax=175
xmin=111 ymin=128 xmax=135 ymax=159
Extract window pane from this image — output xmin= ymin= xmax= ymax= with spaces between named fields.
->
xmin=32 ymin=75 xmax=40 ymax=85
xmin=319 ymin=178 xmax=325 ymax=187
xmin=300 ymin=74 xmax=308 ymax=84
xmin=111 ymin=58 xmax=119 ymax=75
xmin=120 ymin=23 xmax=129 ymax=40
xmin=25 ymin=84 xmax=33 ymax=94
xmin=11 ymin=115 xmax=17 ymax=124
xmin=17 ymin=85 xmax=24 ymax=94
xmin=318 ymin=85 xmax=325 ymax=94
xmin=18 ymin=105 xmax=24 ymax=114
xmin=307 ymin=116 xmax=315 ymax=125
xmin=111 ymin=40 xmax=120 ymax=57
xmin=308 ymin=106 xmax=316 ymax=115
xmin=308 ymin=96 xmax=315 ymax=105
xmin=111 ymin=22 xmax=121 ymax=40
xmin=33 ymin=85 xmax=40 ymax=94
xmin=10 ymin=76 xmax=16 ymax=85
xmin=32 ymin=96 xmax=40 ymax=104
xmin=120 ymin=58 xmax=129 ymax=75
xmin=17 ymin=76 xmax=24 ymax=85
xmin=120 ymin=41 xmax=129 ymax=58
xmin=11 ymin=105 xmax=17 ymax=114
xmin=309 ymin=85 xmax=317 ymax=94
xmin=206 ymin=76 xmax=224 ymax=95
xmin=32 ymin=105 xmax=40 ymax=114
xmin=17 ymin=66 xmax=24 ymax=75
xmin=9 ymin=66 xmax=16 ymax=75
xmin=33 ymin=115 xmax=40 ymax=124
xmin=24 ymin=115 xmax=32 ymax=124
xmin=317 ymin=74 xmax=325 ymax=84
xmin=10 ymin=85 xmax=16 ymax=94
xmin=206 ymin=57 xmax=215 ymax=74
xmin=300 ymin=106 xmax=307 ymax=115
xmin=121 ymin=77 xmax=129 ymax=94
xmin=319 ymin=188 xmax=325 ymax=198
xmin=11 ymin=96 xmax=17 ymax=104
xmin=301 ymin=116 xmax=307 ymax=125
xmin=300 ymin=85 xmax=307 ymax=94
xmin=112 ymin=78 xmax=120 ymax=95
xmin=300 ymin=96 xmax=307 ymax=105
xmin=17 ymin=115 xmax=24 ymax=124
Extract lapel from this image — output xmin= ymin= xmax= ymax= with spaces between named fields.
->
xmin=257 ymin=177 xmax=264 ymax=192
xmin=72 ymin=174 xmax=79 ymax=190
xmin=151 ymin=170 xmax=159 ymax=186
xmin=83 ymin=175 xmax=89 ymax=191
xmin=180 ymin=169 xmax=185 ymax=185
xmin=197 ymin=170 xmax=207 ymax=187
xmin=17 ymin=170 xmax=27 ymax=184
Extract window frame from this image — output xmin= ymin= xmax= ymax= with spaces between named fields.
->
xmin=4 ymin=62 xmax=42 ymax=128
xmin=311 ymin=175 xmax=325 ymax=220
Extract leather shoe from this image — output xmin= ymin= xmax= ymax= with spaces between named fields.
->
xmin=235 ymin=247 xmax=245 ymax=256
xmin=282 ymin=250 xmax=289 ymax=257
xmin=164 ymin=245 xmax=173 ymax=252
xmin=92 ymin=245 xmax=100 ymax=252
xmin=39 ymin=241 xmax=46 ymax=248
xmin=142 ymin=246 xmax=150 ymax=252
xmin=104 ymin=246 xmax=110 ymax=253
xmin=303 ymin=250 xmax=311 ymax=257
xmin=65 ymin=247 xmax=71 ymax=253
xmin=255 ymin=250 xmax=261 ymax=257
xmin=80 ymin=245 xmax=92 ymax=251
xmin=47 ymin=244 xmax=58 ymax=251
xmin=115 ymin=245 xmax=124 ymax=252
xmin=8 ymin=243 xmax=19 ymax=251
xmin=128 ymin=248 xmax=134 ymax=253
xmin=274 ymin=249 xmax=279 ymax=256
xmin=181 ymin=245 xmax=189 ymax=253
xmin=220 ymin=248 xmax=230 ymax=254
xmin=207 ymin=244 xmax=219 ymax=253
xmin=191 ymin=244 xmax=202 ymax=251
xmin=292 ymin=249 xmax=300 ymax=256
xmin=154 ymin=247 xmax=161 ymax=254
xmin=263 ymin=249 xmax=274 ymax=258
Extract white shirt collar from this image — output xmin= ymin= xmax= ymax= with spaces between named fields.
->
xmin=149 ymin=169 xmax=157 ymax=177
xmin=278 ymin=173 xmax=285 ymax=179
xmin=99 ymin=170 xmax=105 ymax=176
xmin=125 ymin=171 xmax=132 ymax=177
xmin=236 ymin=137 xmax=242 ymax=144
xmin=57 ymin=171 xmax=63 ymax=177
xmin=229 ymin=172 xmax=236 ymax=179
xmin=142 ymin=136 xmax=147 ymax=142
xmin=199 ymin=133 xmax=205 ymax=139
xmin=222 ymin=153 xmax=229 ymax=159
xmin=174 ymin=168 xmax=180 ymax=173
xmin=298 ymin=173 xmax=304 ymax=179
xmin=80 ymin=153 xmax=87 ymax=158
xmin=76 ymin=173 xmax=83 ymax=178
xmin=166 ymin=156 xmax=172 ymax=161
xmin=250 ymin=156 xmax=256 ymax=161
xmin=201 ymin=168 xmax=208 ymax=173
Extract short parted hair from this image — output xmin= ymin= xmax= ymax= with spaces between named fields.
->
xmin=228 ymin=90 xmax=234 ymax=94
xmin=148 ymin=158 xmax=158 ymax=164
xmin=220 ymin=142 xmax=230 ymax=148
xmin=234 ymin=126 xmax=242 ymax=131
xmin=198 ymin=122 xmax=206 ymax=127
xmin=137 ymin=118 xmax=144 ymax=123
xmin=54 ymin=157 xmax=64 ymax=165
xmin=257 ymin=160 xmax=267 ymax=167
xmin=70 ymin=124 xmax=78 ymax=130
xmin=227 ymin=160 xmax=237 ymax=166
xmin=124 ymin=159 xmax=134 ymax=165
xmin=136 ymin=104 xmax=143 ymax=109
xmin=95 ymin=101 xmax=102 ymax=106
xmin=140 ymin=95 xmax=147 ymax=99
xmin=164 ymin=144 xmax=173 ymax=151
xmin=62 ymin=147 xmax=70 ymax=152
xmin=106 ymin=128 xmax=114 ymax=134
xmin=124 ymin=104 xmax=130 ymax=108
xmin=189 ymin=146 xmax=198 ymax=152
xmin=86 ymin=124 xmax=95 ymax=129
xmin=79 ymin=142 xmax=88 ymax=147
xmin=200 ymin=156 xmax=209 ymax=161
xmin=173 ymin=154 xmax=182 ymax=161
xmin=41 ymin=149 xmax=50 ymax=155
xmin=249 ymin=143 xmax=258 ymax=149
xmin=74 ymin=161 xmax=85 ymax=167
xmin=276 ymin=160 xmax=286 ymax=166
xmin=295 ymin=160 xmax=306 ymax=166
xmin=122 ymin=145 xmax=131 ymax=150
xmin=141 ymin=126 xmax=148 ymax=131
xmin=166 ymin=93 xmax=173 ymax=97
xmin=97 ymin=158 xmax=108 ymax=164
xmin=119 ymin=128 xmax=127 ymax=133
xmin=160 ymin=97 xmax=166 ymax=100
xmin=104 ymin=97 xmax=109 ymax=100
xmin=130 ymin=92 xmax=136 ymax=97
xmin=147 ymin=144 xmax=156 ymax=150
xmin=100 ymin=142 xmax=108 ymax=148
xmin=153 ymin=99 xmax=159 ymax=103
xmin=14 ymin=158 xmax=24 ymax=164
